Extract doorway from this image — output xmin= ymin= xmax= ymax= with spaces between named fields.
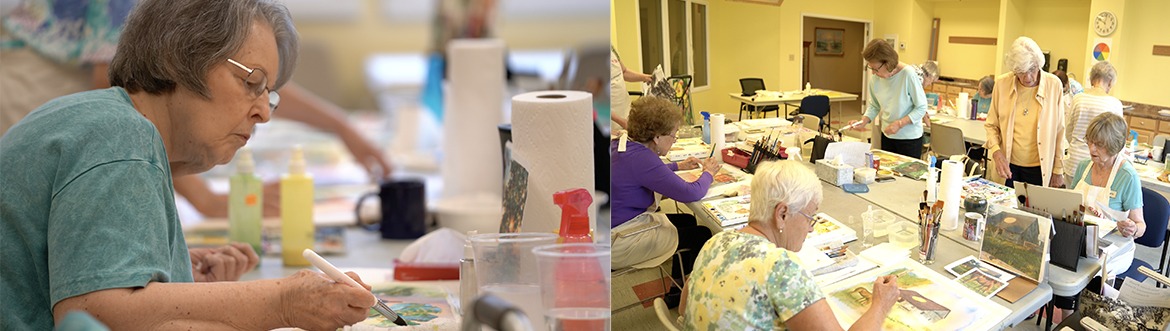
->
xmin=801 ymin=15 xmax=870 ymax=129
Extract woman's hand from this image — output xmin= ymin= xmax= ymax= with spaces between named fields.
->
xmin=849 ymin=117 xmax=872 ymax=129
xmin=702 ymin=157 xmax=722 ymax=177
xmin=678 ymin=157 xmax=701 ymax=170
xmin=992 ymin=149 xmax=1012 ymax=179
xmin=870 ymin=275 xmax=901 ymax=314
xmin=190 ymin=243 xmax=260 ymax=282
xmin=1117 ymin=219 xmax=1139 ymax=238
xmin=1049 ymin=174 xmax=1065 ymax=188
xmin=883 ymin=118 xmax=908 ymax=136
xmin=279 ymin=270 xmax=375 ymax=330
xmin=338 ymin=129 xmax=392 ymax=182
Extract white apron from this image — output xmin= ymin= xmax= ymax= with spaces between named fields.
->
xmin=611 ymin=134 xmax=679 ymax=269
xmin=1071 ymin=156 xmax=1134 ymax=277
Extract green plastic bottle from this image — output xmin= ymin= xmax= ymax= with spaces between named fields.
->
xmin=229 ymin=148 xmax=263 ymax=254
xmin=281 ymin=145 xmax=314 ymax=266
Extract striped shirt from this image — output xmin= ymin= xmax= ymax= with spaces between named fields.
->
xmin=1064 ymin=93 xmax=1124 ymax=176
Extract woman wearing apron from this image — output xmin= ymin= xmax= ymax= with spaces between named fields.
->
xmin=1059 ymin=112 xmax=1147 ymax=317
xmin=611 ymin=97 xmax=720 ymax=308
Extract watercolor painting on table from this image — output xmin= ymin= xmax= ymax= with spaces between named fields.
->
xmin=978 ymin=208 xmax=1049 ymax=283
xmin=676 ymin=167 xmax=745 ymax=185
xmin=349 ymin=284 xmax=459 ymax=330
xmin=956 ymin=269 xmax=1009 ymax=298
xmin=822 ymin=259 xmax=1010 ymax=331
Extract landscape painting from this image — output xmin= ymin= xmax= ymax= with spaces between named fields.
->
xmin=978 ymin=208 xmax=1049 ymax=283
xmin=822 ymin=260 xmax=1010 ymax=331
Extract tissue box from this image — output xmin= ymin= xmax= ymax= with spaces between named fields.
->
xmin=815 ymin=159 xmax=854 ymax=187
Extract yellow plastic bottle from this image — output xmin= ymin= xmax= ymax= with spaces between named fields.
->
xmin=281 ymin=145 xmax=314 ymax=266
xmin=229 ymin=148 xmax=263 ymax=254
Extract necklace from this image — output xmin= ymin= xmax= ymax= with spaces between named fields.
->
xmin=1022 ymin=107 xmax=1029 ymax=116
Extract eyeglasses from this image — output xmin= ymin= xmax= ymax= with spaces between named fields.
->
xmin=867 ymin=62 xmax=887 ymax=73
xmin=226 ymin=58 xmax=280 ymax=114
xmin=797 ymin=210 xmax=819 ymax=228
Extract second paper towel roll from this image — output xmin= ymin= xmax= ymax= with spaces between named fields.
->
xmin=939 ymin=160 xmax=964 ymax=230
xmin=512 ymin=91 xmax=595 ymax=233
xmin=443 ymin=39 xmax=504 ymax=199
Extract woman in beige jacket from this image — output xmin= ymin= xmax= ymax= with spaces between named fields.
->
xmin=984 ymin=36 xmax=1068 ymax=188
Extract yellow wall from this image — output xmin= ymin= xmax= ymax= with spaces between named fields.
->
xmin=934 ymin=1 xmax=999 ymax=80
xmin=1111 ymin=0 xmax=1170 ymax=107
xmin=669 ymin=0 xmax=880 ymax=121
xmin=293 ymin=0 xmax=608 ymax=109
xmin=804 ymin=17 xmax=865 ymax=95
xmin=1023 ymin=0 xmax=1091 ymax=79
xmin=996 ymin=0 xmax=1028 ymax=73
xmin=612 ymin=0 xmax=642 ymax=92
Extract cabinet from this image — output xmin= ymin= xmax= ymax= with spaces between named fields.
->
xmin=1124 ymin=115 xmax=1170 ymax=145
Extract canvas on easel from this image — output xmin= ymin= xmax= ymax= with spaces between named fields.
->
xmin=499 ymin=160 xmax=529 ymax=233
xmin=977 ymin=207 xmax=1051 ymax=302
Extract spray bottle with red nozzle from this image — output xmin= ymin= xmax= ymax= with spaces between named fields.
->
xmin=547 ymin=188 xmax=606 ymax=330
xmin=554 ymin=188 xmax=593 ymax=243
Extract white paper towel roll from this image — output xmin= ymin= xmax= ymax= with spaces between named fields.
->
xmin=710 ymin=114 xmax=725 ymax=157
xmin=956 ymin=92 xmax=970 ymax=117
xmin=939 ymin=160 xmax=964 ymax=230
xmin=442 ymin=39 xmax=505 ymax=199
xmin=512 ymin=91 xmax=595 ymax=233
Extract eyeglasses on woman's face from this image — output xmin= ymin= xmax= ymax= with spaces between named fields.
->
xmin=226 ymin=58 xmax=280 ymax=114
xmin=866 ymin=62 xmax=887 ymax=73
xmin=797 ymin=209 xmax=819 ymax=228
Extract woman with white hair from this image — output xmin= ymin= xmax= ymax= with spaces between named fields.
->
xmin=1065 ymin=61 xmax=1124 ymax=183
xmin=680 ymin=160 xmax=900 ymax=330
xmin=984 ymin=36 xmax=1068 ymax=188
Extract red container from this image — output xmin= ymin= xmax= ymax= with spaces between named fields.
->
xmin=722 ymin=147 xmax=751 ymax=169
xmin=393 ymin=260 xmax=460 ymax=281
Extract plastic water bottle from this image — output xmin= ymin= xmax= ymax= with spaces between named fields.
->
xmin=805 ymin=82 xmax=812 ymax=94
xmin=858 ymin=215 xmax=873 ymax=248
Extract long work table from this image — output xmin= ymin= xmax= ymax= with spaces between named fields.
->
xmin=682 ymin=161 xmax=1141 ymax=329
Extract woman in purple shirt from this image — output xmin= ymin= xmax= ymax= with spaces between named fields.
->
xmin=610 ymin=96 xmax=720 ymax=307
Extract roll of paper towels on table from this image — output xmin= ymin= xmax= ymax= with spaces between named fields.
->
xmin=710 ymin=113 xmax=725 ymax=156
xmin=512 ymin=91 xmax=595 ymax=233
xmin=939 ymin=160 xmax=964 ymax=231
xmin=442 ymin=39 xmax=505 ymax=199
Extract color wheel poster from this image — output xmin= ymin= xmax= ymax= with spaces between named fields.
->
xmin=1091 ymin=38 xmax=1112 ymax=64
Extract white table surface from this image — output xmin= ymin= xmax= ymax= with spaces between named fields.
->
xmin=929 ymin=114 xmax=988 ymax=145
xmin=728 ymin=90 xmax=860 ymax=107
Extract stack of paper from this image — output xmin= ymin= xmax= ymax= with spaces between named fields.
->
xmin=804 ymin=213 xmax=859 ymax=248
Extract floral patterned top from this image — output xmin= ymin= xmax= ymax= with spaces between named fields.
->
xmin=1 ymin=0 xmax=134 ymax=65
xmin=682 ymin=230 xmax=824 ymax=330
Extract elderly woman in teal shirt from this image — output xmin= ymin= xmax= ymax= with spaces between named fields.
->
xmin=0 ymin=0 xmax=375 ymax=329
xmin=851 ymin=39 xmax=928 ymax=159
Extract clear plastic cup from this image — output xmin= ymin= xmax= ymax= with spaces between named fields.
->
xmin=534 ymin=244 xmax=611 ymax=331
xmin=470 ymin=233 xmax=558 ymax=331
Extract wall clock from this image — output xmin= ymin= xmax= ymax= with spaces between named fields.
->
xmin=1095 ymin=11 xmax=1117 ymax=37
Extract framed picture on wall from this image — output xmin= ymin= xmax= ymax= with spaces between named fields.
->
xmin=815 ymin=27 xmax=845 ymax=56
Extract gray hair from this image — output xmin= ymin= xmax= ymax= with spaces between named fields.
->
xmin=748 ymin=161 xmax=823 ymax=226
xmin=1085 ymin=112 xmax=1128 ymax=156
xmin=1005 ymin=36 xmax=1045 ymax=74
xmin=1089 ymin=61 xmax=1117 ymax=87
xmin=920 ymin=61 xmax=939 ymax=80
xmin=110 ymin=0 xmax=299 ymax=98
xmin=978 ymin=75 xmax=995 ymax=95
